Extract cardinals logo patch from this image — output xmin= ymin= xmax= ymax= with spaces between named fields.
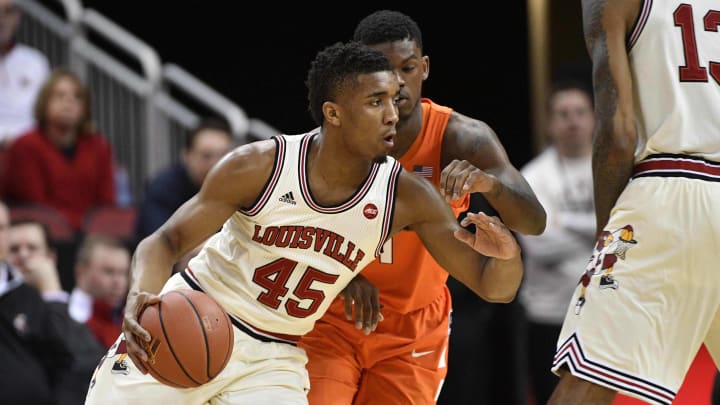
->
xmin=575 ymin=225 xmax=638 ymax=315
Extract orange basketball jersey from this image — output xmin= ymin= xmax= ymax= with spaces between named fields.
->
xmin=334 ymin=98 xmax=469 ymax=314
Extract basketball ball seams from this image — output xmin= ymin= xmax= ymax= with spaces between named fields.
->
xmin=159 ymin=292 xmax=203 ymax=386
xmin=137 ymin=289 xmax=233 ymax=388
xmin=176 ymin=290 xmax=214 ymax=379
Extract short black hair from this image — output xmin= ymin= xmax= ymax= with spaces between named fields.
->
xmin=185 ymin=116 xmax=233 ymax=150
xmin=306 ymin=41 xmax=393 ymax=127
xmin=547 ymin=79 xmax=594 ymax=112
xmin=353 ymin=10 xmax=423 ymax=50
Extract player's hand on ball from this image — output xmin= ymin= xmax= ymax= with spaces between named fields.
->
xmin=440 ymin=159 xmax=499 ymax=202
xmin=122 ymin=290 xmax=161 ymax=374
xmin=454 ymin=212 xmax=520 ymax=260
xmin=339 ymin=274 xmax=383 ymax=335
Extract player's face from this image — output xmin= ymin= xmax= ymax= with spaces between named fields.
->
xmin=369 ymin=39 xmax=428 ymax=121
xmin=336 ymin=71 xmax=400 ymax=163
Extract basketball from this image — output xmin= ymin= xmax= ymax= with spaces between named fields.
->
xmin=137 ymin=289 xmax=234 ymax=388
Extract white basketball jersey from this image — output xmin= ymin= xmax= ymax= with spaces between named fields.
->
xmin=186 ymin=131 xmax=402 ymax=336
xmin=628 ymin=0 xmax=720 ymax=162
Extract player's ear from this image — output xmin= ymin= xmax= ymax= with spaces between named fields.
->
xmin=422 ymin=55 xmax=430 ymax=81
xmin=323 ymin=101 xmax=341 ymax=126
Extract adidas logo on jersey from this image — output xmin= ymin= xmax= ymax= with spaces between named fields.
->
xmin=279 ymin=191 xmax=296 ymax=205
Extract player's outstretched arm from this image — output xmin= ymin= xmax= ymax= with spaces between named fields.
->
xmin=440 ymin=115 xmax=546 ymax=235
xmin=123 ymin=139 xmax=277 ymax=373
xmin=582 ymin=0 xmax=640 ymax=233
xmin=393 ymin=170 xmax=523 ymax=303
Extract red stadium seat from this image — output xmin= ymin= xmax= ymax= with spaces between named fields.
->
xmin=9 ymin=204 xmax=77 ymax=242
xmin=83 ymin=205 xmax=138 ymax=242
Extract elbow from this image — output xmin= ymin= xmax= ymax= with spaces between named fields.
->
xmin=481 ymin=290 xmax=518 ymax=304
xmin=528 ymin=207 xmax=547 ymax=236
xmin=597 ymin=119 xmax=638 ymax=162
xmin=507 ymin=206 xmax=546 ymax=236
xmin=474 ymin=283 xmax=520 ymax=304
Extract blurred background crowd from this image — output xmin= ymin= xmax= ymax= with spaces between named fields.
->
xmin=0 ymin=1 xmax=716 ymax=404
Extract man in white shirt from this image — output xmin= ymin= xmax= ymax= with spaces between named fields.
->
xmin=0 ymin=0 xmax=50 ymax=146
xmin=518 ymin=80 xmax=595 ymax=405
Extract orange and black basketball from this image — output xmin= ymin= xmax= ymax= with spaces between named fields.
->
xmin=137 ymin=289 xmax=233 ymax=388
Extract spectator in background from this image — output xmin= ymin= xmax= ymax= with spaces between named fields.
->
xmin=1 ymin=67 xmax=116 ymax=230
xmin=518 ymin=81 xmax=595 ymax=404
xmin=134 ymin=117 xmax=234 ymax=241
xmin=69 ymin=234 xmax=130 ymax=348
xmin=5 ymin=211 xmax=105 ymax=405
xmin=0 ymin=0 xmax=50 ymax=148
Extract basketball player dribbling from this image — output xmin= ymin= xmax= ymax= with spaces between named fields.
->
xmin=300 ymin=10 xmax=546 ymax=405
xmin=549 ymin=1 xmax=720 ymax=404
xmin=85 ymin=41 xmax=525 ymax=405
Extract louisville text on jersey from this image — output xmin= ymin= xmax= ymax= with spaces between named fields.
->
xmin=251 ymin=225 xmax=366 ymax=271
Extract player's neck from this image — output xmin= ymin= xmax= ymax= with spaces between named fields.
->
xmin=310 ymin=132 xmax=373 ymax=187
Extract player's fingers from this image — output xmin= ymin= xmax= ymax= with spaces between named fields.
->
xmin=344 ymin=291 xmax=354 ymax=321
xmin=355 ymin=294 xmax=365 ymax=331
xmin=369 ymin=288 xmax=381 ymax=333
xmin=124 ymin=317 xmax=151 ymax=343
xmin=123 ymin=331 xmax=149 ymax=369
xmin=453 ymin=228 xmax=475 ymax=246
xmin=441 ymin=160 xmax=462 ymax=199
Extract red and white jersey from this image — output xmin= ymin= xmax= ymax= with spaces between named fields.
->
xmin=186 ymin=131 xmax=401 ymax=336
xmin=628 ymin=0 xmax=720 ymax=162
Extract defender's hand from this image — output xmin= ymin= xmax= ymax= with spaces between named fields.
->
xmin=455 ymin=212 xmax=520 ymax=260
xmin=339 ymin=274 xmax=384 ymax=335
xmin=122 ymin=291 xmax=161 ymax=374
xmin=440 ymin=159 xmax=499 ymax=202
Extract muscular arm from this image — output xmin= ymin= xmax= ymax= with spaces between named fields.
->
xmin=442 ymin=115 xmax=546 ymax=235
xmin=582 ymin=0 xmax=640 ymax=233
xmin=392 ymin=171 xmax=523 ymax=303
xmin=129 ymin=140 xmax=276 ymax=295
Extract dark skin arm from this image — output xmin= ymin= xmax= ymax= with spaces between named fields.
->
xmin=583 ymin=0 xmax=640 ymax=235
xmin=549 ymin=2 xmax=641 ymax=402
xmin=440 ymin=114 xmax=546 ymax=235
xmin=393 ymin=169 xmax=524 ymax=303
xmin=122 ymin=140 xmax=276 ymax=373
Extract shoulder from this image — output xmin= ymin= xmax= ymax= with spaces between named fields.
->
xmin=394 ymin=167 xmax=444 ymax=220
xmin=197 ymin=138 xmax=278 ymax=208
xmin=203 ymin=139 xmax=277 ymax=188
xmin=582 ymin=0 xmax=641 ymax=40
xmin=441 ymin=111 xmax=508 ymax=167
xmin=9 ymin=130 xmax=42 ymax=150
xmin=446 ymin=112 xmax=498 ymax=149
xmin=10 ymin=45 xmax=50 ymax=74
xmin=12 ymin=44 xmax=49 ymax=64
